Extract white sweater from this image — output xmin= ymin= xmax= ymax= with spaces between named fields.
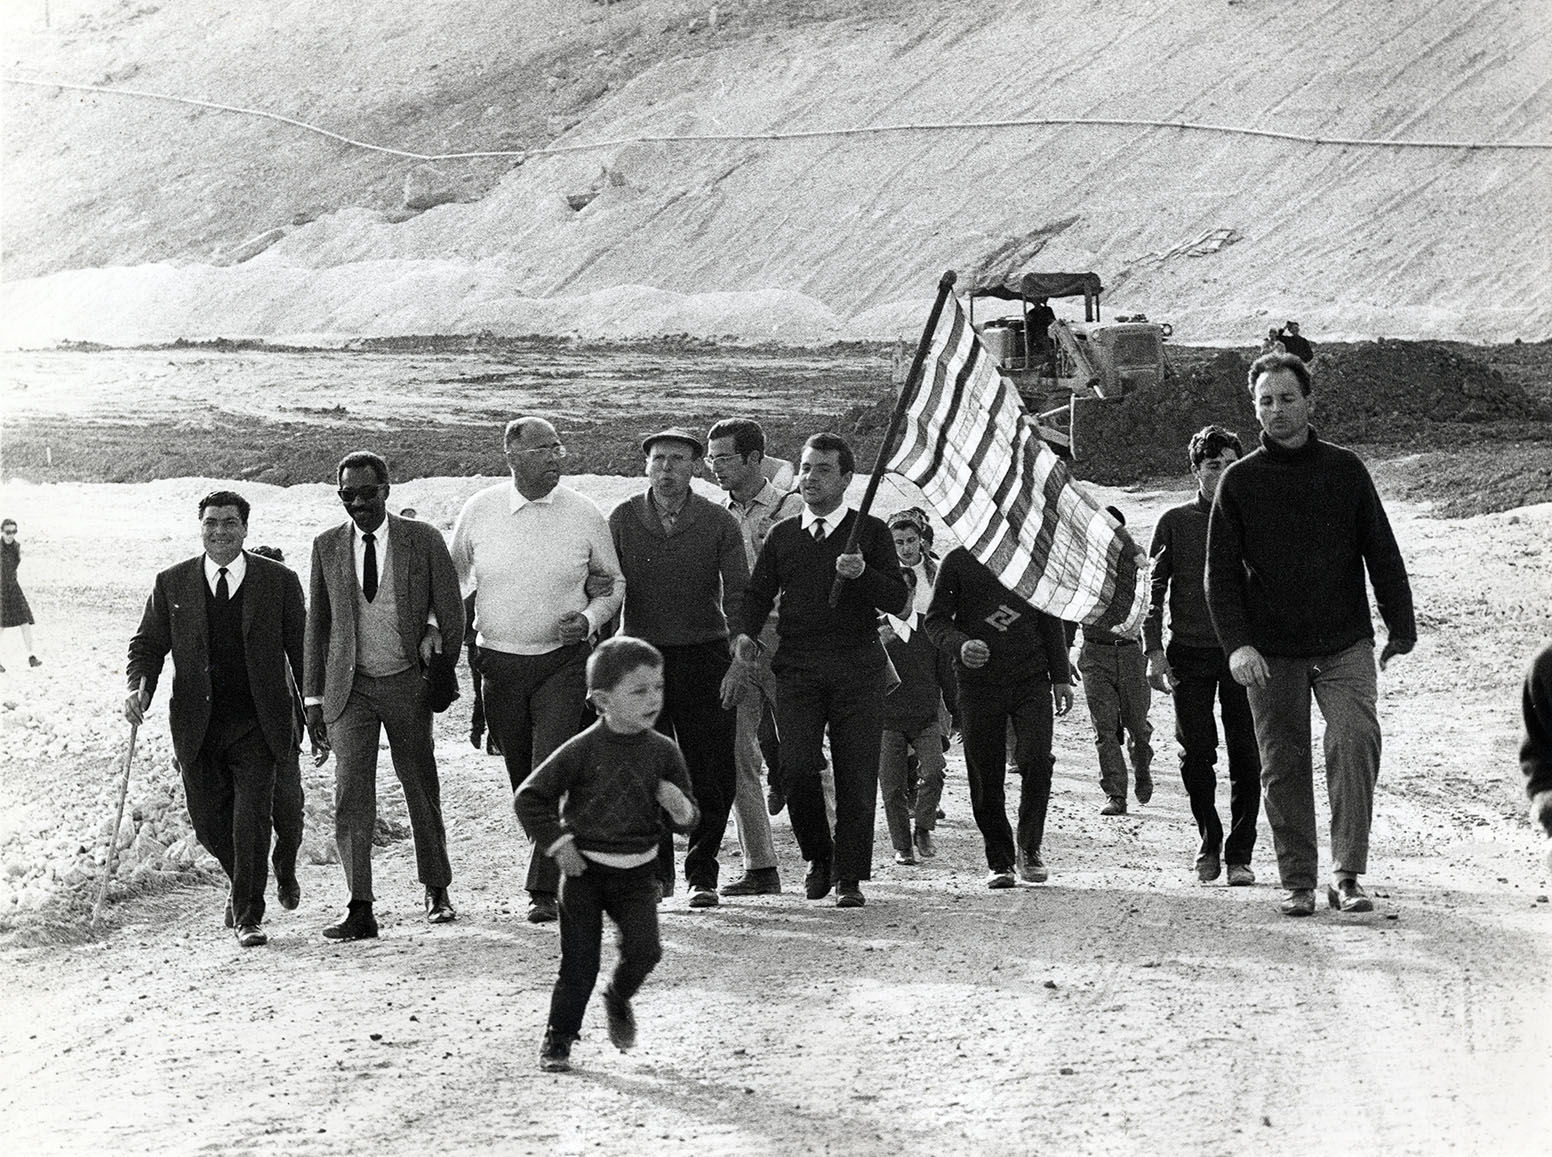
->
xmin=450 ymin=481 xmax=625 ymax=655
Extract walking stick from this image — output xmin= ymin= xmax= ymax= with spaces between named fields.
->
xmin=93 ymin=677 xmax=147 ymax=924
xmin=828 ymin=269 xmax=957 ymax=607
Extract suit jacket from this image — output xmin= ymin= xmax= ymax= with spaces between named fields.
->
xmin=305 ymin=512 xmax=465 ymax=724
xmin=126 ymin=552 xmax=306 ymax=771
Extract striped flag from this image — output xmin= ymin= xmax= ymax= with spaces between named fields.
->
xmin=885 ymin=293 xmax=1148 ymax=633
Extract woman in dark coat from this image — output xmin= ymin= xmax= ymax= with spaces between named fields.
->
xmin=1 ymin=519 xmax=40 ymax=671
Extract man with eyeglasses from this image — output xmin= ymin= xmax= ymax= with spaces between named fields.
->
xmin=304 ymin=451 xmax=465 ymax=941
xmin=451 ymin=416 xmax=626 ymax=924
xmin=704 ymin=418 xmax=802 ymax=896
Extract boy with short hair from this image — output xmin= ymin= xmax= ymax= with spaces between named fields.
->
xmin=514 ymin=637 xmax=700 ymax=1073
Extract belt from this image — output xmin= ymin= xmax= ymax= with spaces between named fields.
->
xmin=1088 ymin=637 xmax=1138 ymax=647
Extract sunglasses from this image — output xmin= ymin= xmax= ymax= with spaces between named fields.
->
xmin=338 ymin=485 xmax=386 ymax=502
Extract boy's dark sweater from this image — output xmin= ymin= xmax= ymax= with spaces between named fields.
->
xmin=1143 ymin=493 xmax=1219 ymax=652
xmin=1206 ymin=429 xmax=1416 ymax=658
xmin=924 ymin=548 xmax=1072 ymax=687
xmin=740 ymin=509 xmax=909 ymax=662
xmin=514 ymin=721 xmax=699 ymax=856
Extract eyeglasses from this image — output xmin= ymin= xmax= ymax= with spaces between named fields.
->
xmin=509 ymin=441 xmax=567 ymax=459
xmin=337 ymin=485 xmax=386 ymax=502
xmin=704 ymin=453 xmax=746 ymax=467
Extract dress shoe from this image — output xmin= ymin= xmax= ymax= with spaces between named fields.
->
xmin=986 ymin=869 xmax=1016 ymax=889
xmin=236 ymin=924 xmax=269 ymax=948
xmin=1327 ymin=879 xmax=1374 ymax=913
xmin=426 ymin=886 xmax=456 ymax=924
xmin=276 ymin=875 xmax=301 ymax=911
xmin=719 ymin=867 xmax=780 ymax=896
xmin=539 ymin=1029 xmax=574 ymax=1072
xmin=835 ymin=881 xmax=865 ymax=908
xmin=804 ymin=860 xmax=832 ymax=900
xmin=527 ymin=895 xmax=558 ymax=924
xmin=224 ymin=898 xmax=235 ymax=929
xmin=893 ymin=848 xmax=916 ymax=866
xmin=1018 ymin=849 xmax=1049 ymax=884
xmin=912 ymin=828 xmax=937 ymax=859
xmin=1280 ymin=888 xmax=1317 ymax=917
xmin=1196 ymin=853 xmax=1223 ymax=883
xmin=1226 ymin=863 xmax=1256 ymax=887
xmin=1134 ymin=770 xmax=1154 ymax=806
xmin=1101 ymin=795 xmax=1127 ymax=816
xmin=323 ymin=902 xmax=379 ymax=940
xmin=602 ymin=986 xmax=637 ymax=1052
xmin=688 ymin=888 xmax=720 ymax=909
xmin=766 ymin=785 xmax=786 ymax=816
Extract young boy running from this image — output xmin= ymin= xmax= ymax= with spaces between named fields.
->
xmin=515 ymin=637 xmax=700 ymax=1073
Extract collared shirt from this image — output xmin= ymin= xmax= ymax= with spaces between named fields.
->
xmin=722 ymin=480 xmax=802 ymax=569
xmin=203 ymin=551 xmax=247 ymax=597
xmin=351 ymin=515 xmax=390 ymax=595
xmin=648 ymin=489 xmax=689 ymax=536
xmin=800 ymin=503 xmax=853 ymax=540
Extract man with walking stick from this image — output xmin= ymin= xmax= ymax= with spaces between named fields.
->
xmin=125 ymin=490 xmax=307 ymax=946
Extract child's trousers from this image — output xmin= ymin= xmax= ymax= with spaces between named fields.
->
xmin=549 ymin=861 xmax=662 ymax=1036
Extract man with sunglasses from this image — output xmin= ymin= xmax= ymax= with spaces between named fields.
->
xmin=305 ymin=451 xmax=465 ymax=940
xmin=451 ymin=416 xmax=626 ymax=924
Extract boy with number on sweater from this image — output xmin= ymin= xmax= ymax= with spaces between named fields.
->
xmin=515 ymin=637 xmax=700 ymax=1073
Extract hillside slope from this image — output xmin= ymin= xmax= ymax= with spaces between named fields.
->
xmin=3 ymin=0 xmax=1549 ymax=345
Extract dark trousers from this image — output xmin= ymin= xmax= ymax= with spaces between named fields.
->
xmin=773 ymin=648 xmax=886 ymax=883
xmin=549 ymin=861 xmax=662 ymax=1037
xmin=479 ymin=643 xmax=589 ymax=899
xmin=331 ymin=668 xmax=452 ymax=902
xmin=958 ymin=677 xmax=1054 ymax=871
xmin=653 ymin=641 xmax=737 ymax=891
xmin=1168 ymin=642 xmax=1261 ymax=865
xmin=272 ymin=746 xmax=303 ymax=882
xmin=182 ymin=717 xmax=276 ymax=927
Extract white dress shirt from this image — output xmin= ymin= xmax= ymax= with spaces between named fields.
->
xmin=203 ymin=551 xmax=247 ymax=596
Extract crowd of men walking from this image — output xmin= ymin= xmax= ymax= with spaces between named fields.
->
xmin=124 ymin=349 xmax=1434 ymax=950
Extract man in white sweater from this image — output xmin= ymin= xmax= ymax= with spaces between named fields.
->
xmin=451 ymin=416 xmax=625 ymax=923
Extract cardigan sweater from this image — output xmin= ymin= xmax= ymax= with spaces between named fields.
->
xmin=1206 ymin=429 xmax=1415 ymax=658
xmin=609 ymin=490 xmax=748 ymax=645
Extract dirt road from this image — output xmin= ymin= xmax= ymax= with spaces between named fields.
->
xmin=2 ymin=474 xmax=1549 ymax=1154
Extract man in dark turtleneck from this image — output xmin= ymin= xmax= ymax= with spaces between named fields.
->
xmin=1145 ymin=425 xmax=1261 ymax=888
xmin=126 ymin=490 xmax=306 ymax=947
xmin=1206 ymin=353 xmax=1416 ymax=918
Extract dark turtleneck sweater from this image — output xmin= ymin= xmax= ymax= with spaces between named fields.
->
xmin=1144 ymin=491 xmax=1218 ymax=653
xmin=1206 ymin=428 xmax=1415 ymax=659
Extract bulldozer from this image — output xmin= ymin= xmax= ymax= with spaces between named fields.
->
xmin=964 ymin=271 xmax=1171 ymax=457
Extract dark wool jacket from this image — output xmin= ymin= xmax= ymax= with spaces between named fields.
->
xmin=514 ymin=722 xmax=699 ymax=856
xmin=1206 ymin=428 xmax=1416 ymax=658
xmin=924 ymin=548 xmax=1072 ymax=688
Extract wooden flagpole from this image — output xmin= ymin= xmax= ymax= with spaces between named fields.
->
xmin=828 ymin=269 xmax=957 ymax=607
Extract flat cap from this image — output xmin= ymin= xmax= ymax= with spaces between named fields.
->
xmin=641 ymin=427 xmax=704 ymax=457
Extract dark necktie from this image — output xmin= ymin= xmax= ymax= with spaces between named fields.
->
xmin=216 ymin=566 xmax=230 ymax=602
xmin=811 ymin=517 xmax=827 ymax=541
xmin=362 ymin=532 xmax=378 ymax=602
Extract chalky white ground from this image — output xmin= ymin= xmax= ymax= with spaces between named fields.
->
xmin=1 ymin=472 xmax=1549 ymax=1155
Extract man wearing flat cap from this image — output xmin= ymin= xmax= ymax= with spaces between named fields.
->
xmin=609 ymin=428 xmax=749 ymax=908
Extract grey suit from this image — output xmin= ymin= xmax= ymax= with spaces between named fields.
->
xmin=127 ymin=552 xmax=306 ymax=925
xmin=305 ymin=513 xmax=465 ymax=901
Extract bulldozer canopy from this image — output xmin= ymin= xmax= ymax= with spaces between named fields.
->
xmin=965 ymin=272 xmax=1104 ymax=303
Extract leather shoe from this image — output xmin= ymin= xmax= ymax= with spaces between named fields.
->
xmin=1327 ymin=879 xmax=1374 ymax=913
xmin=912 ymin=828 xmax=937 ymax=859
xmin=1226 ymin=863 xmax=1256 ymax=887
xmin=1280 ymin=889 xmax=1317 ymax=917
xmin=804 ymin=860 xmax=832 ymax=900
xmin=766 ymin=784 xmax=786 ymax=816
xmin=720 ymin=867 xmax=780 ymax=896
xmin=835 ymin=881 xmax=865 ymax=908
xmin=1100 ymin=795 xmax=1127 ymax=816
xmin=276 ymin=875 xmax=301 ymax=911
xmin=1196 ymin=853 xmax=1222 ymax=883
xmin=603 ymin=986 xmax=637 ymax=1052
xmin=426 ymin=886 xmax=456 ymax=924
xmin=1134 ymin=771 xmax=1154 ymax=806
xmin=323 ymin=902 xmax=379 ymax=940
xmin=688 ymin=888 xmax=720 ymax=909
xmin=235 ymin=924 xmax=268 ymax=948
xmin=1018 ymin=849 xmax=1048 ymax=883
xmin=527 ymin=895 xmax=559 ymax=924
xmin=893 ymin=848 xmax=916 ymax=866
